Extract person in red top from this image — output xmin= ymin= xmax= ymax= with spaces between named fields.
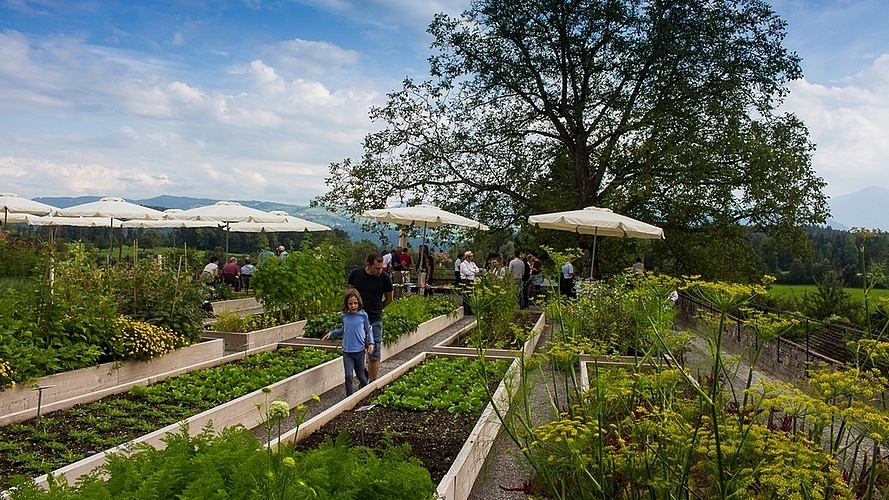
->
xmin=398 ymin=247 xmax=413 ymax=281
xmin=222 ymin=257 xmax=241 ymax=291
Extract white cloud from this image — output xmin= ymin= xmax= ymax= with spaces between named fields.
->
xmin=782 ymin=54 xmax=889 ymax=197
xmin=0 ymin=29 xmax=386 ymax=204
xmin=270 ymin=38 xmax=360 ymax=79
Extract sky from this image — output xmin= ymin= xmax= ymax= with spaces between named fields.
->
xmin=1 ymin=0 xmax=887 ymax=207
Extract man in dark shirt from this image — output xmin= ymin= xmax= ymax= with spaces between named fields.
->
xmin=348 ymin=252 xmax=394 ymax=381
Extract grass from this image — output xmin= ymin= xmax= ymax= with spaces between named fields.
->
xmin=768 ymin=284 xmax=889 ymax=303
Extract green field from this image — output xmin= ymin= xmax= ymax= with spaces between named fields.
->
xmin=768 ymin=284 xmax=889 ymax=303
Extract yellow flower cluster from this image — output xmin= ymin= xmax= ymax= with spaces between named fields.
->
xmin=741 ymin=308 xmax=799 ymax=341
xmin=683 ymin=276 xmax=769 ymax=312
xmin=808 ymin=367 xmax=887 ymax=404
xmin=111 ymin=316 xmax=182 ymax=361
xmin=528 ymin=412 xmax=600 ymax=452
xmin=0 ymin=359 xmax=15 ymax=389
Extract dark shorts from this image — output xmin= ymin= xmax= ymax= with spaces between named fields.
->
xmin=368 ymin=320 xmax=383 ymax=361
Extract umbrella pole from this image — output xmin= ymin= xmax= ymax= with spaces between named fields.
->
xmin=225 ymin=222 xmax=230 ymax=258
xmin=590 ymin=230 xmax=598 ymax=280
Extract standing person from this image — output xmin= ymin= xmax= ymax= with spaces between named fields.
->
xmin=509 ymin=250 xmax=529 ymax=309
xmin=322 ymin=290 xmax=374 ymax=396
xmin=382 ymin=248 xmax=393 ymax=272
xmin=560 ymin=260 xmax=576 ymax=298
xmin=277 ymin=245 xmax=288 ymax=259
xmin=459 ymin=251 xmax=480 ymax=315
xmin=240 ymin=257 xmax=255 ymax=294
xmin=415 ymin=244 xmax=430 ymax=288
xmin=391 ymin=245 xmax=404 ymax=294
xmin=398 ymin=247 xmax=413 ymax=282
xmin=422 ymin=253 xmax=435 ymax=297
xmin=632 ymin=257 xmax=645 ymax=273
xmin=453 ymin=252 xmax=462 ymax=286
xmin=488 ymin=255 xmax=506 ymax=278
xmin=529 ymin=252 xmax=542 ymax=297
xmin=258 ymin=246 xmax=274 ymax=265
xmin=348 ymin=253 xmax=394 ymax=381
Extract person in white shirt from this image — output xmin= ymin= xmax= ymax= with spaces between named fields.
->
xmin=632 ymin=257 xmax=644 ymax=273
xmin=459 ymin=251 xmax=480 ymax=281
xmin=458 ymin=251 xmax=480 ymax=315
xmin=240 ymin=257 xmax=256 ymax=294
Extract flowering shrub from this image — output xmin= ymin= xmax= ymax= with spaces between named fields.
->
xmin=108 ymin=317 xmax=185 ymax=361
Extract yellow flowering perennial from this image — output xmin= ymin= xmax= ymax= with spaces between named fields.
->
xmin=110 ymin=316 xmax=184 ymax=361
xmin=0 ymin=359 xmax=14 ymax=389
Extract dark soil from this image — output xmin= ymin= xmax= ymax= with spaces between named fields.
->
xmin=294 ymin=388 xmax=485 ymax=485
xmin=292 ymin=356 xmax=508 ymax=486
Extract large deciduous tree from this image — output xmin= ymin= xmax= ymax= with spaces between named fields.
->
xmin=314 ymin=0 xmax=828 ymax=280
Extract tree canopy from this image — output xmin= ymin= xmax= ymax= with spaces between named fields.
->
xmin=314 ymin=0 xmax=828 ymax=280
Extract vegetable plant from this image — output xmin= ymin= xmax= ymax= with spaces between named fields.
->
xmin=373 ymin=357 xmax=507 ymax=413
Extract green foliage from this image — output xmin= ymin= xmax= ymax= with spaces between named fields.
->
xmin=373 ymin=357 xmax=508 ymax=413
xmin=252 ymin=239 xmax=346 ymax=321
xmin=0 ymin=347 xmax=338 ymax=489
xmin=0 ymin=245 xmax=206 ymax=386
xmin=5 ymin=425 xmax=435 ymax=500
xmin=0 ymin=232 xmax=51 ymax=279
xmin=462 ymin=273 xmax=521 ymax=348
xmin=206 ymin=310 xmax=287 ymax=333
xmin=381 ymin=295 xmax=457 ymax=345
xmin=302 ymin=311 xmax=341 ymax=339
xmin=130 ymin=347 xmax=337 ymax=405
xmin=806 ymin=269 xmax=860 ymax=323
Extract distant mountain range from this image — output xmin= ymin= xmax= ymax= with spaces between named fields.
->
xmin=824 ymin=186 xmax=889 ymax=231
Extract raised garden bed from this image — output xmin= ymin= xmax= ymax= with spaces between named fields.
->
xmin=432 ymin=310 xmax=546 ymax=358
xmin=0 ymin=338 xmax=225 ymax=426
xmin=281 ymin=351 xmax=525 ymax=500
xmin=202 ymin=319 xmax=307 ymax=352
xmin=0 ymin=346 xmax=344 ymax=491
xmin=209 ymin=296 xmax=262 ymax=315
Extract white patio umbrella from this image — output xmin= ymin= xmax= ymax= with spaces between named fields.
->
xmin=363 ymin=205 xmax=489 ymax=264
xmin=227 ymin=211 xmax=331 ymax=233
xmin=55 ymin=197 xmax=165 ymax=220
xmin=119 ymin=219 xmax=222 ymax=229
xmin=0 ymin=193 xmax=57 ymax=226
xmin=362 ymin=205 xmax=489 ymax=231
xmin=26 ymin=216 xmax=122 ymax=227
xmin=54 ymin=196 xmax=165 ymax=259
xmin=168 ymin=201 xmax=287 ymax=254
xmin=528 ymin=206 xmax=664 ymax=278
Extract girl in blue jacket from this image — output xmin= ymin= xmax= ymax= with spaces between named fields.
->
xmin=322 ymin=289 xmax=374 ymax=396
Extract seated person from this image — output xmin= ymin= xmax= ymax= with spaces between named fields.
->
xmin=221 ymin=257 xmax=241 ymax=291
